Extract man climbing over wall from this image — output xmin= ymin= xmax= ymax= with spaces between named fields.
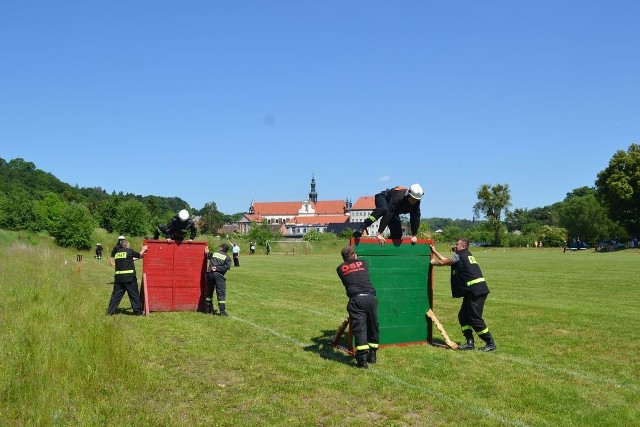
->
xmin=352 ymin=183 xmax=424 ymax=245
xmin=336 ymin=246 xmax=379 ymax=369
xmin=153 ymin=209 xmax=197 ymax=242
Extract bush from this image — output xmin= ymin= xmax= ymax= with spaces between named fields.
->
xmin=51 ymin=203 xmax=96 ymax=249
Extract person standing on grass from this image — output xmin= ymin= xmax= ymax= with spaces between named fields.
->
xmin=430 ymin=239 xmax=496 ymax=352
xmin=107 ymin=240 xmax=147 ymax=316
xmin=231 ymin=243 xmax=240 ymax=267
xmin=204 ymin=243 xmax=232 ymax=316
xmin=336 ymin=246 xmax=379 ymax=369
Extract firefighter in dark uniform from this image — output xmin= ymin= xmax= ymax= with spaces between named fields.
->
xmin=204 ymin=243 xmax=232 ymax=316
xmin=95 ymin=243 xmax=103 ymax=259
xmin=430 ymin=238 xmax=496 ymax=352
xmin=153 ymin=209 xmax=197 ymax=241
xmin=353 ymin=184 xmax=424 ymax=245
xmin=106 ymin=240 xmax=147 ymax=316
xmin=336 ymin=246 xmax=379 ymax=369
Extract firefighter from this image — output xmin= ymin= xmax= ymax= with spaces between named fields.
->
xmin=95 ymin=243 xmax=103 ymax=259
xmin=430 ymin=239 xmax=496 ymax=352
xmin=153 ymin=209 xmax=197 ymax=241
xmin=106 ymin=240 xmax=147 ymax=316
xmin=204 ymin=243 xmax=232 ymax=316
xmin=336 ymin=246 xmax=379 ymax=369
xmin=352 ymin=184 xmax=423 ymax=245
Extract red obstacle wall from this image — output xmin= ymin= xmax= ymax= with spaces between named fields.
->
xmin=141 ymin=240 xmax=207 ymax=313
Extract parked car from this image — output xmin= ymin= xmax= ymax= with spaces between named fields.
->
xmin=595 ymin=240 xmax=626 ymax=252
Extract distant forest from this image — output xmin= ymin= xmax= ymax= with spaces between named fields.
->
xmin=1 ymin=145 xmax=638 ymax=250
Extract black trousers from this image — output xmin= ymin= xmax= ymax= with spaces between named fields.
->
xmin=347 ymin=295 xmax=379 ymax=349
xmin=107 ymin=278 xmax=142 ymax=315
xmin=206 ymin=272 xmax=227 ymax=304
xmin=233 ymin=254 xmax=240 ymax=267
xmin=369 ymin=194 xmax=402 ymax=239
xmin=458 ymin=294 xmax=488 ymax=334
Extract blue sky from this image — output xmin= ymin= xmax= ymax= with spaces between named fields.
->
xmin=1 ymin=1 xmax=638 ymax=219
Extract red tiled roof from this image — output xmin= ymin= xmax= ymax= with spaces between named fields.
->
xmin=351 ymin=196 xmax=376 ymax=210
xmin=251 ymin=200 xmax=346 ymax=216
xmin=251 ymin=201 xmax=305 ymax=215
xmin=314 ymin=200 xmax=346 ymax=214
xmin=287 ymin=215 xmax=349 ymax=225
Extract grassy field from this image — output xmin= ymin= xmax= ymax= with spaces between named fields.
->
xmin=1 ymin=231 xmax=638 ymax=426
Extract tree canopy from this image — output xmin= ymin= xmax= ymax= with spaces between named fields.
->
xmin=595 ymin=144 xmax=640 ymax=237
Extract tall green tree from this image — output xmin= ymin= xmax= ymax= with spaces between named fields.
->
xmin=473 ymin=184 xmax=512 ymax=246
xmin=595 ymin=144 xmax=640 ymax=237
xmin=199 ymin=201 xmax=226 ymax=234
xmin=556 ymin=190 xmax=618 ymax=243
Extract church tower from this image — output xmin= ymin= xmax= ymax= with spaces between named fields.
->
xmin=308 ymin=174 xmax=318 ymax=203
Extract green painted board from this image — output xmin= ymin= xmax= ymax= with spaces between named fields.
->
xmin=354 ymin=238 xmax=433 ymax=345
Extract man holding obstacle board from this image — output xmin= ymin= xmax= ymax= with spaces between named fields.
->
xmin=430 ymin=239 xmax=496 ymax=352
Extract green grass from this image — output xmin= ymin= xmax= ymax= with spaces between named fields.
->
xmin=1 ymin=231 xmax=638 ymax=426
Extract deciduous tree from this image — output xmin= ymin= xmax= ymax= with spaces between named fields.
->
xmin=595 ymin=144 xmax=640 ymax=237
xmin=473 ymin=184 xmax=512 ymax=246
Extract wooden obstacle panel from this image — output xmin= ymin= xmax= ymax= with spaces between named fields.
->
xmin=354 ymin=238 xmax=433 ymax=346
xmin=141 ymin=240 xmax=207 ymax=312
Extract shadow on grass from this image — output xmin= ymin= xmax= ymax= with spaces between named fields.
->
xmin=304 ymin=329 xmax=354 ymax=367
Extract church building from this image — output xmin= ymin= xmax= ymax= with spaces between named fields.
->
xmin=235 ymin=176 xmax=379 ymax=237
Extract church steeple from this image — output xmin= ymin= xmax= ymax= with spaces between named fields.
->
xmin=308 ymin=174 xmax=318 ymax=203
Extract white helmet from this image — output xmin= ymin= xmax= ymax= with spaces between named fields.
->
xmin=178 ymin=209 xmax=189 ymax=221
xmin=406 ymin=183 xmax=424 ymax=200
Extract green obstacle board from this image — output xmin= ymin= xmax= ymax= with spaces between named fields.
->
xmin=354 ymin=238 xmax=433 ymax=346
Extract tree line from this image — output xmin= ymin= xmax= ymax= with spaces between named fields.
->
xmin=1 ymin=144 xmax=638 ymax=249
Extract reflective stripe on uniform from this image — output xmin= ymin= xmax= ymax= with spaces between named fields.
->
xmin=356 ymin=344 xmax=370 ymax=351
xmin=477 ymin=328 xmax=489 ymax=335
xmin=369 ymin=343 xmax=379 ymax=349
xmin=461 ymin=325 xmax=473 ymax=332
xmin=115 ymin=270 xmax=134 ymax=275
xmin=367 ymin=214 xmax=376 ymax=222
xmin=467 ymin=277 xmax=485 ymax=286
xmin=211 ymin=252 xmax=228 ymax=261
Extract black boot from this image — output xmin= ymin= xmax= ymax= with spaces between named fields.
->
xmin=458 ymin=337 xmax=475 ymax=351
xmin=367 ymin=348 xmax=377 ymax=364
xmin=355 ymin=350 xmax=368 ymax=369
xmin=204 ymin=300 xmax=216 ymax=315
xmin=218 ymin=303 xmax=228 ymax=317
xmin=478 ymin=334 xmax=496 ymax=352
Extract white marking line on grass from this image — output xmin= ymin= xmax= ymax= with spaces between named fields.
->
xmin=494 ymin=353 xmax=639 ymax=392
xmin=367 ymin=369 xmax=531 ymax=427
xmin=231 ymin=315 xmax=309 ymax=347
xmin=231 ymin=315 xmax=529 ymax=427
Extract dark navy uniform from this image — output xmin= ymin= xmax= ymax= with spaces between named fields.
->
xmin=450 ymin=248 xmax=494 ymax=348
xmin=205 ymin=245 xmax=232 ymax=316
xmin=107 ymin=245 xmax=143 ymax=315
xmin=337 ymin=256 xmax=379 ymax=367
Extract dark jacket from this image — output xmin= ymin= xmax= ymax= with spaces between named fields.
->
xmin=450 ymin=248 xmax=490 ymax=298
xmin=113 ymin=247 xmax=141 ymax=283
xmin=378 ymin=187 xmax=421 ymax=236
xmin=206 ymin=250 xmax=232 ymax=276
xmin=337 ymin=258 xmax=376 ymax=298
xmin=165 ymin=215 xmax=197 ymax=240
